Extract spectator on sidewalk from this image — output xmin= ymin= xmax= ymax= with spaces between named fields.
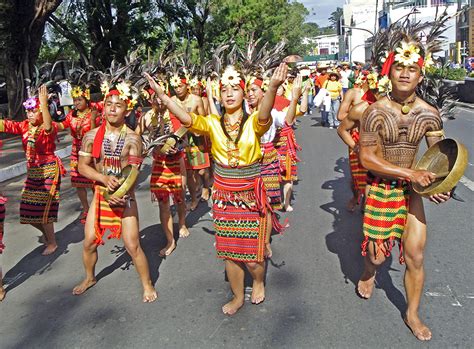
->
xmin=323 ymin=72 xmax=343 ymax=129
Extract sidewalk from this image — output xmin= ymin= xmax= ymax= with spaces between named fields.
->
xmin=0 ymin=130 xmax=72 ymax=182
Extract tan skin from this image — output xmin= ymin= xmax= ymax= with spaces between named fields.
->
xmin=71 ymin=96 xmax=97 ymax=218
xmin=73 ymin=94 xmax=157 ymax=303
xmin=358 ymin=63 xmax=450 ymax=341
xmin=172 ymin=82 xmax=208 ymax=212
xmin=135 ymin=96 xmax=188 ymax=256
xmin=145 ymin=63 xmax=287 ymax=315
xmin=337 ymin=80 xmax=373 ymax=211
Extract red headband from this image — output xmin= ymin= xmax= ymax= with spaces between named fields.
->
xmin=220 ymin=79 xmax=246 ymax=91
xmin=181 ymin=78 xmax=187 ymax=85
xmin=253 ymin=79 xmax=264 ymax=88
xmin=105 ymin=89 xmax=130 ymax=105
xmin=380 ymin=52 xmax=424 ymax=76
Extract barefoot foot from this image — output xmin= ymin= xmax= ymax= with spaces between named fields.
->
xmin=284 ymin=205 xmax=294 ymax=212
xmin=72 ymin=278 xmax=97 ymax=295
xmin=404 ymin=315 xmax=432 ymax=341
xmin=159 ymin=240 xmax=176 ymax=257
xmin=251 ymin=281 xmax=265 ymax=304
xmin=143 ymin=286 xmax=158 ymax=303
xmin=42 ymin=244 xmax=58 ymax=256
xmin=200 ymin=188 xmax=210 ymax=202
xmin=264 ymin=242 xmax=273 ymax=259
xmin=356 ymin=271 xmax=376 ymax=299
xmin=222 ymin=297 xmax=244 ymax=315
xmin=0 ymin=286 xmax=5 ymax=301
xmin=179 ymin=226 xmax=190 ymax=238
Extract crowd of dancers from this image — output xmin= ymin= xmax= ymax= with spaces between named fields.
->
xmin=0 ymin=11 xmax=458 ymax=341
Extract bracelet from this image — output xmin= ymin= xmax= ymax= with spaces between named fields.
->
xmin=257 ymin=118 xmax=271 ymax=126
xmin=425 ymin=129 xmax=444 ymax=138
xmin=78 ymin=151 xmax=92 ymax=157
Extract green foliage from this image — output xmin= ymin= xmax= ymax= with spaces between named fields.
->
xmin=329 ymin=7 xmax=343 ymax=29
xmin=426 ymin=66 xmax=467 ymax=81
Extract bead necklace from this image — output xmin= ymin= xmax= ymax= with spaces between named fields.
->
xmin=223 ymin=113 xmax=243 ymax=168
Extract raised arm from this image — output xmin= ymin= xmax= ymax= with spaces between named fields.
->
xmin=144 ymin=73 xmax=192 ymax=127
xmin=260 ymin=63 xmax=288 ymax=122
xmin=298 ymin=80 xmax=309 ymax=115
xmin=285 ymin=75 xmax=303 ymax=125
xmin=38 ymin=85 xmax=53 ymax=132
xmin=206 ymin=77 xmax=220 ymax=116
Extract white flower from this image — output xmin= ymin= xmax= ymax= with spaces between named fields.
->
xmin=189 ymin=77 xmax=199 ymax=88
xmin=100 ymin=81 xmax=110 ymax=95
xmin=116 ymin=82 xmax=131 ymax=100
xmin=221 ymin=66 xmax=242 ymax=87
xmin=395 ymin=41 xmax=421 ymax=66
xmin=169 ymin=75 xmax=181 ymax=88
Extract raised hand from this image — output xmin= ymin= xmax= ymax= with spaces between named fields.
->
xmin=292 ymin=75 xmax=303 ymax=99
xmin=269 ymin=63 xmax=288 ymax=89
xmin=144 ymin=73 xmax=165 ymax=97
xmin=206 ymin=77 xmax=213 ymax=99
xmin=38 ymin=85 xmax=48 ymax=106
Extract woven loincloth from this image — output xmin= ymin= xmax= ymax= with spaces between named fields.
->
xmin=20 ymin=160 xmax=62 ymax=224
xmin=260 ymin=142 xmax=282 ymax=210
xmin=150 ymin=152 xmax=184 ymax=203
xmin=361 ymin=174 xmax=410 ymax=264
xmin=93 ymin=185 xmax=125 ymax=245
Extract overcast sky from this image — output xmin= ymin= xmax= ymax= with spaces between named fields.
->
xmin=298 ymin=0 xmax=347 ymax=26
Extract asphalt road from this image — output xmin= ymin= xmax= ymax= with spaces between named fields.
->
xmin=0 ymin=108 xmax=472 ymax=349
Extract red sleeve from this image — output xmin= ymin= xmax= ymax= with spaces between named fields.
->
xmin=60 ymin=111 xmax=73 ymax=129
xmin=273 ymin=96 xmax=291 ymax=111
xmin=0 ymin=119 xmax=26 ymax=135
xmin=169 ymin=112 xmax=182 ymax=130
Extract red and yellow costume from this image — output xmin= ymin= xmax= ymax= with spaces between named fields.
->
xmin=0 ymin=120 xmax=65 ymax=224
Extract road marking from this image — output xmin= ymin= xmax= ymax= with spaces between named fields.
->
xmin=459 ymin=176 xmax=474 ymax=192
xmin=424 ymin=285 xmax=473 ymax=307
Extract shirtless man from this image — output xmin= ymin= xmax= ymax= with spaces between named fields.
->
xmin=171 ymin=74 xmax=207 ymax=211
xmin=136 ymin=88 xmax=189 ymax=256
xmin=72 ymin=87 xmax=157 ymax=303
xmin=337 ymin=72 xmax=377 ymax=210
xmin=357 ymin=45 xmax=450 ymax=340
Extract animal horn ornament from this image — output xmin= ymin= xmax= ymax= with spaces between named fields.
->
xmin=143 ymin=126 xmax=188 ymax=157
xmin=103 ymin=165 xmax=139 ymax=201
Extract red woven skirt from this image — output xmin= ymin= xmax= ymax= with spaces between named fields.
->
xmin=260 ymin=142 xmax=282 ymax=210
xmin=150 ymin=152 xmax=184 ymax=203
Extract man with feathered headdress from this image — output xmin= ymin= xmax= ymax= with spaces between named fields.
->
xmin=72 ymin=66 xmax=157 ymax=303
xmin=356 ymin=13 xmax=452 ymax=341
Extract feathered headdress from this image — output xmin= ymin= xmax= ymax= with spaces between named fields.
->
xmin=372 ymin=9 xmax=450 ymax=77
xmin=68 ymin=65 xmax=99 ymax=101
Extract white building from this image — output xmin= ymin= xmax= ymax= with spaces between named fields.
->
xmin=342 ymin=0 xmax=383 ymax=63
xmin=303 ymin=34 xmax=339 ymax=56
xmin=382 ymin=0 xmax=460 ymax=59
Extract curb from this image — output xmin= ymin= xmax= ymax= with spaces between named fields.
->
xmin=0 ymin=145 xmax=72 ymax=183
xmin=454 ymin=101 xmax=474 ymax=110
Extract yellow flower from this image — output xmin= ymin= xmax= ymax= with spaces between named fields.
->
xmin=116 ymin=82 xmax=131 ymax=100
xmin=84 ymin=89 xmax=91 ymax=100
xmin=71 ymin=86 xmax=83 ymax=98
xmin=221 ymin=66 xmax=242 ymax=87
xmin=169 ymin=75 xmax=181 ymax=88
xmin=141 ymin=89 xmax=151 ymax=100
xmin=367 ymin=73 xmax=378 ymax=90
xmin=395 ymin=41 xmax=421 ymax=66
xmin=422 ymin=53 xmax=434 ymax=73
xmin=378 ymin=76 xmax=392 ymax=94
xmin=100 ymin=81 xmax=110 ymax=95
xmin=127 ymin=99 xmax=137 ymax=110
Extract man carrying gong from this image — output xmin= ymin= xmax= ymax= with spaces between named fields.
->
xmin=72 ymin=79 xmax=157 ymax=303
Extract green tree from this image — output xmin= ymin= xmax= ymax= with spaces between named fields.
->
xmin=329 ymin=7 xmax=343 ymax=29
xmin=0 ymin=0 xmax=62 ymax=118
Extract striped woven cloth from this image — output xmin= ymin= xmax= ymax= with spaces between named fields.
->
xmin=260 ymin=142 xmax=282 ymax=210
xmin=274 ymin=123 xmax=300 ymax=181
xmin=348 ymin=130 xmax=367 ymax=202
xmin=185 ymin=134 xmax=210 ymax=170
xmin=150 ymin=152 xmax=184 ymax=203
xmin=361 ymin=175 xmax=410 ymax=264
xmin=20 ymin=160 xmax=62 ymax=224
xmin=93 ymin=186 xmax=124 ymax=245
